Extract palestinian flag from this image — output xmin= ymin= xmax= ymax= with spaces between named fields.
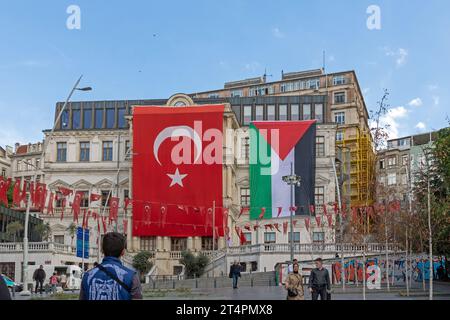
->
xmin=249 ymin=120 xmax=316 ymax=220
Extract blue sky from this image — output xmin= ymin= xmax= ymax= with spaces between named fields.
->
xmin=0 ymin=0 xmax=449 ymax=147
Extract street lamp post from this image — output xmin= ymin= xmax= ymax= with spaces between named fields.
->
xmin=20 ymin=75 xmax=91 ymax=296
xmin=282 ymin=162 xmax=301 ymax=263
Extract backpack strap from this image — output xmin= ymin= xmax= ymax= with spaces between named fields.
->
xmin=96 ymin=264 xmax=132 ymax=293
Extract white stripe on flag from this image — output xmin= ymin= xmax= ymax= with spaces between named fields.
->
xmin=271 ymin=148 xmax=294 ymax=218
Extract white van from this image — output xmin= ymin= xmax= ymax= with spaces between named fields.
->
xmin=29 ymin=265 xmax=83 ymax=291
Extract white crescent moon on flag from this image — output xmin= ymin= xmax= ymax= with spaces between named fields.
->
xmin=153 ymin=126 xmax=202 ymax=165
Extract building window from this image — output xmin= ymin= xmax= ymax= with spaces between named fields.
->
xmin=80 ymin=142 xmax=90 ymax=162
xmin=314 ymin=104 xmax=324 ymax=123
xmin=402 ymin=155 xmax=408 ymax=166
xmin=201 ymin=237 xmax=217 ymax=250
xmin=171 ymin=238 xmax=187 ymax=251
xmin=267 ymin=105 xmax=275 ymax=120
xmin=333 ymin=75 xmax=346 ymax=86
xmin=313 ymin=232 xmax=325 ymax=243
xmin=290 ymin=104 xmax=299 ymax=120
xmin=288 ymin=232 xmax=300 ymax=243
xmin=106 ymin=108 xmax=115 ymax=129
xmin=102 ymin=141 xmax=113 ymax=161
xmin=95 ymin=108 xmax=104 ymax=129
xmin=241 ymin=137 xmax=249 ymax=160
xmin=240 ymin=188 xmax=250 ymax=207
xmin=336 ymin=131 xmax=344 ymax=141
xmin=54 ymin=235 xmax=65 ymax=244
xmin=302 ymin=104 xmax=311 ymax=120
xmin=264 ymin=232 xmax=276 ymax=244
xmin=334 ymin=112 xmax=345 ymax=124
xmin=316 ymin=136 xmax=325 ymax=157
xmin=125 ymin=140 xmax=131 ymax=159
xmin=101 ymin=190 xmax=110 ymax=207
xmin=334 ymin=91 xmax=346 ymax=104
xmin=231 ymin=90 xmax=243 ymax=97
xmin=56 ymin=142 xmax=67 ymax=162
xmin=308 ymin=79 xmax=320 ymax=89
xmin=208 ymin=93 xmax=220 ymax=98
xmin=315 ymin=186 xmax=325 ymax=205
xmin=35 ymin=158 xmax=40 ymax=169
xmin=1 ymin=169 xmax=5 ymax=177
xmin=140 ymin=237 xmax=156 ymax=251
xmin=80 ymin=191 xmax=89 ymax=208
xmin=279 ymin=104 xmax=287 ymax=120
xmin=72 ymin=109 xmax=81 ymax=129
xmin=61 ymin=110 xmax=69 ymax=129
xmin=388 ymin=156 xmax=397 ymax=166
xmin=388 ymin=173 xmax=397 ymax=186
xmin=243 ymin=106 xmax=252 ymax=125
xmin=243 ymin=233 xmax=252 ymax=245
xmin=123 ymin=189 xmax=129 ymax=200
xmin=379 ymin=159 xmax=385 ymax=169
xmin=83 ymin=108 xmax=92 ymax=129
xmin=255 ymin=105 xmax=264 ymax=121
xmin=118 ymin=107 xmax=126 ymax=128
xmin=55 ymin=191 xmax=63 ymax=207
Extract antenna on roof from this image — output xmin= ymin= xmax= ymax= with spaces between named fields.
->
xmin=322 ymin=50 xmax=326 ymax=73
xmin=263 ymin=68 xmax=273 ymax=82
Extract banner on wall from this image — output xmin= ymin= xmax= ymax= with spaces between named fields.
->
xmin=132 ymin=105 xmax=225 ymax=237
xmin=249 ymin=120 xmax=316 ymax=220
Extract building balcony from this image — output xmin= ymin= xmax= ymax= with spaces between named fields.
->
xmin=0 ymin=241 xmax=98 ymax=256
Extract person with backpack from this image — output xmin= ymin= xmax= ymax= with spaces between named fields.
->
xmin=308 ymin=258 xmax=331 ymax=300
xmin=33 ymin=265 xmax=46 ymax=295
xmin=285 ymin=263 xmax=304 ymax=300
xmin=79 ymin=232 xmax=142 ymax=300
xmin=49 ymin=272 xmax=59 ymax=294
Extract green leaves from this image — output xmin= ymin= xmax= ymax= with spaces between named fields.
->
xmin=179 ymin=251 xmax=209 ymax=279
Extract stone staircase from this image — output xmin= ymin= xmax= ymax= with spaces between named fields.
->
xmin=144 ymin=271 xmax=277 ymax=290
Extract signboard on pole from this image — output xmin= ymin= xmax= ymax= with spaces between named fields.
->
xmin=76 ymin=227 xmax=89 ymax=259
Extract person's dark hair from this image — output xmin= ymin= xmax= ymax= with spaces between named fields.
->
xmin=102 ymin=232 xmax=127 ymax=258
xmin=314 ymin=258 xmax=323 ymax=263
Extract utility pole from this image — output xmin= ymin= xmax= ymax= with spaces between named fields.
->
xmin=20 ymin=75 xmax=91 ymax=296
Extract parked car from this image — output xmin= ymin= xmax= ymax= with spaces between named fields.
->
xmin=1 ymin=275 xmax=23 ymax=292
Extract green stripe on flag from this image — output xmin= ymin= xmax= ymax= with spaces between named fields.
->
xmin=249 ymin=123 xmax=272 ymax=220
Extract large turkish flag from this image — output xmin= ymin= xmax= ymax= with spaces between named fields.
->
xmin=132 ymin=105 xmax=224 ymax=237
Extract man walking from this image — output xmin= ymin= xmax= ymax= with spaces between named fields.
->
xmin=33 ymin=265 xmax=46 ymax=295
xmin=308 ymin=258 xmax=331 ymax=300
xmin=79 ymin=232 xmax=142 ymax=300
xmin=229 ymin=261 xmax=241 ymax=289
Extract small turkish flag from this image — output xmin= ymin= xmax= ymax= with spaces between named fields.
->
xmin=327 ymin=214 xmax=333 ymax=227
xmin=90 ymin=193 xmax=102 ymax=202
xmin=305 ymin=218 xmax=310 ymax=232
xmin=109 ymin=197 xmax=119 ymax=222
xmin=283 ymin=221 xmax=288 ymax=234
xmin=309 ymin=204 xmax=315 ymax=214
xmin=277 ymin=207 xmax=282 ymax=217
xmin=259 ymin=207 xmax=266 ymax=220
xmin=58 ymin=186 xmax=73 ymax=197
xmin=323 ymin=204 xmax=328 ymax=216
xmin=12 ymin=178 xmax=21 ymax=207
xmin=315 ymin=216 xmax=321 ymax=227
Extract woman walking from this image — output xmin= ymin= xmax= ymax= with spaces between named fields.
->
xmin=285 ymin=263 xmax=304 ymax=300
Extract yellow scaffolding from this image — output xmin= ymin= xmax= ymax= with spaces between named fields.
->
xmin=336 ymin=126 xmax=375 ymax=206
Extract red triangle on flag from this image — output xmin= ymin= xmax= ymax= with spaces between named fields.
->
xmin=252 ymin=120 xmax=315 ymax=160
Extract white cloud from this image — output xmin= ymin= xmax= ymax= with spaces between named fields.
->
xmin=408 ymin=97 xmax=423 ymax=107
xmin=415 ymin=122 xmax=426 ymax=131
xmin=428 ymin=84 xmax=438 ymax=91
xmin=432 ymin=96 xmax=440 ymax=106
xmin=328 ymin=55 xmax=335 ymax=62
xmin=271 ymin=27 xmax=285 ymax=39
xmin=244 ymin=61 xmax=260 ymax=72
xmin=376 ymin=106 xmax=409 ymax=139
xmin=384 ymin=47 xmax=409 ymax=67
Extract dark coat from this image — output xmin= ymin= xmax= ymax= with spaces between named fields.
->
xmin=0 ymin=276 xmax=11 ymax=300
xmin=229 ymin=264 xmax=241 ymax=278
xmin=33 ymin=268 xmax=46 ymax=281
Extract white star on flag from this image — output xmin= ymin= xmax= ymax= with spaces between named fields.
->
xmin=167 ymin=168 xmax=188 ymax=187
